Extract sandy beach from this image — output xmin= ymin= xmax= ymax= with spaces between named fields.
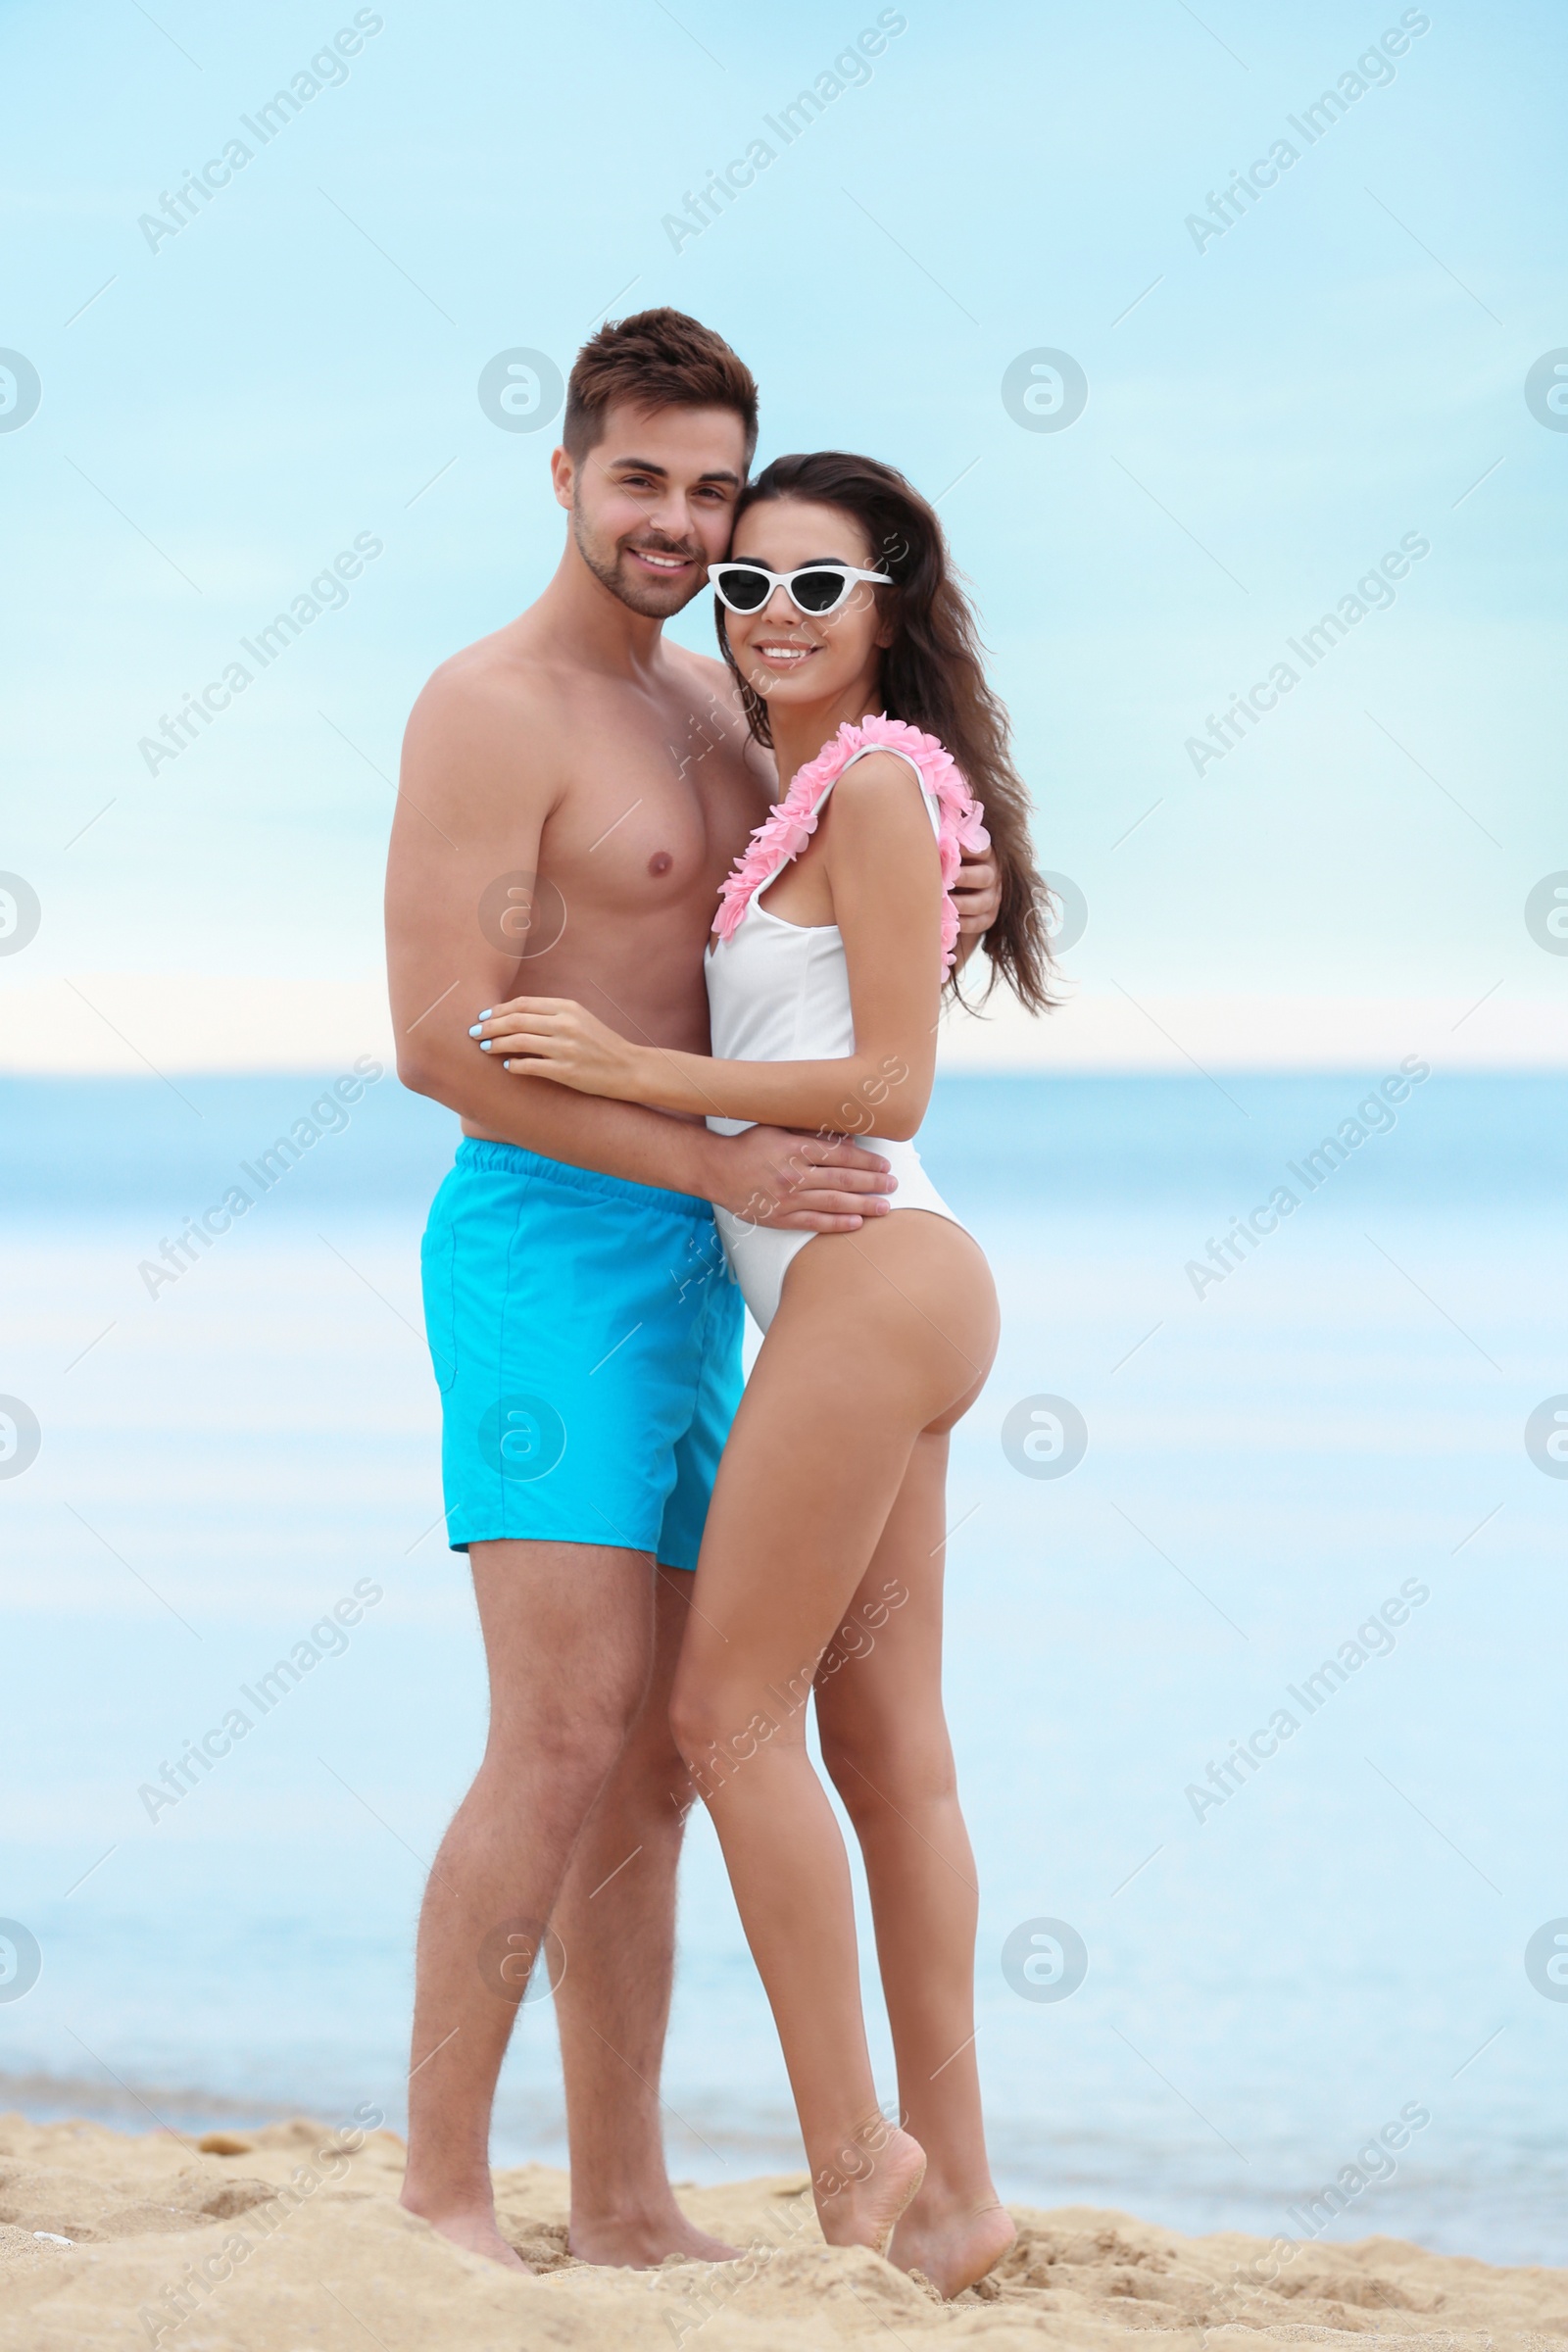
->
xmin=2 ymin=2111 xmax=1566 ymax=2351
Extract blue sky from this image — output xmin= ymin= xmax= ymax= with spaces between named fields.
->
xmin=2 ymin=0 xmax=1565 ymax=1022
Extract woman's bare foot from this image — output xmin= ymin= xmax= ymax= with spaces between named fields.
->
xmin=813 ymin=2120 xmax=927 ymax=2257
xmin=888 ymin=2192 xmax=1015 ymax=2298
xmin=399 ymin=2190 xmax=532 ymax=2271
xmin=568 ymin=2204 xmax=740 ymax=2267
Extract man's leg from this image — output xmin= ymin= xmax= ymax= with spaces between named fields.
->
xmin=400 ymin=1538 xmax=657 ymax=2268
xmin=550 ymin=1564 xmax=737 ymax=2265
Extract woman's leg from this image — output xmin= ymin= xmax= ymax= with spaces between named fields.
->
xmin=814 ymin=1431 xmax=1015 ymax=2295
xmin=669 ymin=1213 xmax=998 ymax=2253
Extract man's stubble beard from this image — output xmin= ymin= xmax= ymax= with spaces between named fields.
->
xmin=571 ymin=500 xmax=707 ymax=621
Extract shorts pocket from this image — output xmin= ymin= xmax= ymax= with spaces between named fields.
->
xmin=419 ymin=1216 xmax=458 ymax=1394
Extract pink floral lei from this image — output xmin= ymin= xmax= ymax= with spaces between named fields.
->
xmin=710 ymin=713 xmax=989 ymax=973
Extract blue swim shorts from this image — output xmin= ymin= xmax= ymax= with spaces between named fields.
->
xmin=419 ymin=1138 xmax=743 ymax=1568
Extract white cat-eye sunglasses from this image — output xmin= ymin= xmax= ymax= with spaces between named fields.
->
xmin=708 ymin=561 xmax=893 ymax=616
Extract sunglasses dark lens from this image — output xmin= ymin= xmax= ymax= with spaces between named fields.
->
xmin=715 ymin=566 xmax=770 ymax=612
xmin=791 ymin=568 xmax=849 ymax=613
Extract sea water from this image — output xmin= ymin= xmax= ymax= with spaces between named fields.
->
xmin=2 ymin=1072 xmax=1564 ymax=2265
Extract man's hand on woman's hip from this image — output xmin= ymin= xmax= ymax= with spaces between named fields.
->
xmin=707 ymin=1125 xmax=897 ymax=1233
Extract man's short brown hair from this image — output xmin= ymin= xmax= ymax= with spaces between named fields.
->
xmin=564 ymin=308 xmax=759 ymax=464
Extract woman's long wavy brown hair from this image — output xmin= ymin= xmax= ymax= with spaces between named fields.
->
xmin=715 ymin=450 xmax=1055 ymax=1012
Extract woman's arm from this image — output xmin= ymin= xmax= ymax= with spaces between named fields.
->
xmin=474 ymin=753 xmax=945 ymax=1144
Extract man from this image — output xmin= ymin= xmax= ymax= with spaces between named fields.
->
xmin=385 ymin=308 xmax=999 ymax=2271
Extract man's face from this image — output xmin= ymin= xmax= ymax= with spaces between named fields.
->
xmin=555 ymin=400 xmax=749 ymax=618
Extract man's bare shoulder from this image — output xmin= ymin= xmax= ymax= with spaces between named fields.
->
xmin=409 ymin=622 xmax=571 ymax=739
xmin=664 ymin=640 xmax=743 ymax=710
xmin=395 ymin=629 xmax=583 ymax=852
xmin=402 ymin=623 xmax=582 ymax=804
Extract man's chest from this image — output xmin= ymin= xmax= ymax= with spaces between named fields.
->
xmin=539 ymin=708 xmax=771 ymax=915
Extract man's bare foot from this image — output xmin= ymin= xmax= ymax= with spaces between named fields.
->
xmin=888 ymin=2193 xmax=1015 ymax=2299
xmin=568 ymin=2205 xmax=741 ymax=2268
xmin=814 ymin=2122 xmax=927 ymax=2257
xmin=400 ymin=2190 xmax=532 ymax=2272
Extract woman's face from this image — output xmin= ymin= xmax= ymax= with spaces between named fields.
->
xmin=723 ymin=497 xmax=894 ymax=717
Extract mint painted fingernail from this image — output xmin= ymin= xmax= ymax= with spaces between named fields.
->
xmin=478 ymin=1007 xmax=493 ymax=1018
xmin=467 ymin=1024 xmax=484 ymax=1037
xmin=479 ymin=1040 xmax=493 ymax=1052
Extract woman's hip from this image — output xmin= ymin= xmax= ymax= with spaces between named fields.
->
xmin=733 ymin=1210 xmax=998 ymax=1427
xmin=716 ymin=1199 xmax=989 ymax=1330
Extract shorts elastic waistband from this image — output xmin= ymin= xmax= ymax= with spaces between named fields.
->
xmin=454 ymin=1136 xmax=716 ymax=1219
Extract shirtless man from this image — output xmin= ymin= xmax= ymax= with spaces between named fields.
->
xmin=384 ymin=309 xmax=999 ymax=2271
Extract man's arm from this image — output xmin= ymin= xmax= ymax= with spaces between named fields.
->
xmin=385 ymin=663 xmax=895 ymax=1228
xmin=475 ymin=752 xmax=944 ymax=1138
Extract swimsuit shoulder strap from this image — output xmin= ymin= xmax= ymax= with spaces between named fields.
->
xmin=711 ymin=716 xmax=990 ymax=973
xmin=836 ymin=741 xmax=943 ymax=841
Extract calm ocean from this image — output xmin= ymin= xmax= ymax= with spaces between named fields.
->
xmin=2 ymin=1072 xmax=1564 ymax=2265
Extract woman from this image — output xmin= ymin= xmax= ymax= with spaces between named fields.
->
xmin=469 ymin=452 xmax=1052 ymax=2294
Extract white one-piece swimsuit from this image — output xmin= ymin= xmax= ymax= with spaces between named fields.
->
xmin=704 ymin=742 xmax=967 ymax=1332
